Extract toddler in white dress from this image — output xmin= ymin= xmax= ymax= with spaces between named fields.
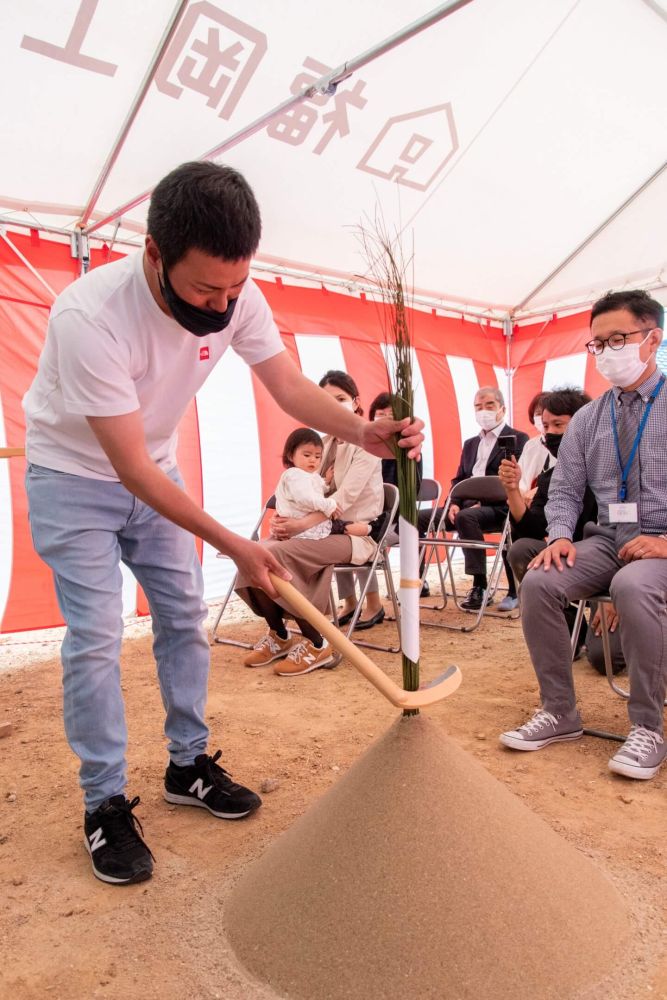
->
xmin=275 ymin=429 xmax=370 ymax=540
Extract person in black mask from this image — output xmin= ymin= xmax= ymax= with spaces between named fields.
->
xmin=498 ymin=388 xmax=594 ymax=579
xmin=23 ymin=160 xmax=425 ymax=887
xmin=498 ymin=387 xmax=625 ymax=672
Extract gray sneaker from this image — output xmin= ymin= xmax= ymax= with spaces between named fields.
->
xmin=499 ymin=709 xmax=583 ymax=751
xmin=608 ymin=726 xmax=666 ymax=780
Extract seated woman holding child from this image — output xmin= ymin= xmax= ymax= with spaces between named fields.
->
xmin=235 ymin=370 xmax=384 ymax=676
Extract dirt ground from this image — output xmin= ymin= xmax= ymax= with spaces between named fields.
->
xmin=1 ymin=577 xmax=666 ymax=1000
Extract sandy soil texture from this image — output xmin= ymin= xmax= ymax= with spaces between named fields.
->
xmin=1 ymin=591 xmax=666 ymax=999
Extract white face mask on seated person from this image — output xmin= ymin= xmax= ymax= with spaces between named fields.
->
xmin=475 ymin=409 xmax=503 ymax=432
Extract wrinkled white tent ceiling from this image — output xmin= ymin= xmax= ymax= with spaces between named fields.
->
xmin=1 ymin=0 xmax=665 ymax=317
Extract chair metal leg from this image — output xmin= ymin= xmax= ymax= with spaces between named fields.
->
xmin=570 ymin=600 xmax=586 ymax=661
xmin=211 ymin=571 xmax=255 ymax=649
xmin=600 ymin=604 xmax=630 ymax=700
xmin=352 ymin=556 xmax=401 ymax=653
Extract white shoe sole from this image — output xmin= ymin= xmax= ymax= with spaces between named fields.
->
xmin=275 ymin=654 xmax=336 ymax=676
xmin=163 ymin=790 xmax=257 ymax=818
xmin=84 ymin=838 xmax=152 ymax=884
xmin=499 ymin=729 xmax=584 ymax=751
xmin=608 ymin=758 xmax=662 ymax=780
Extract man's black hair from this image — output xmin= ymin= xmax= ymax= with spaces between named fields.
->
xmin=590 ymin=289 xmax=664 ymax=330
xmin=369 ymin=391 xmax=395 ymax=421
xmin=147 ymin=161 xmax=261 ymax=269
xmin=541 ymin=387 xmax=591 ymax=418
xmin=282 ymin=428 xmax=324 ymax=468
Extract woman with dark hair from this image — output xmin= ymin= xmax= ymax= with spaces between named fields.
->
xmin=236 ymin=370 xmax=385 ymax=672
xmin=518 ymin=390 xmax=554 ymax=495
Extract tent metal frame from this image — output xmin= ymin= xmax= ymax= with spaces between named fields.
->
xmin=83 ymin=0 xmax=474 ymax=236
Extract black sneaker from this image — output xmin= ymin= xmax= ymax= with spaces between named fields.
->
xmin=461 ymin=585 xmax=488 ymax=610
xmin=84 ymin=795 xmax=154 ymax=885
xmin=164 ymin=750 xmax=262 ymax=819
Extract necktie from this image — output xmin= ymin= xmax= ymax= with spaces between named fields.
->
xmin=615 ymin=390 xmax=641 ymax=550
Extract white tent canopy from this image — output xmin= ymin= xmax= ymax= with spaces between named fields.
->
xmin=1 ymin=0 xmax=665 ymax=318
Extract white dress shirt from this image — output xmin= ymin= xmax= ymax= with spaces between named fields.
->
xmin=472 ymin=422 xmax=505 ymax=477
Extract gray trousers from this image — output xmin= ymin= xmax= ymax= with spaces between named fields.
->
xmin=520 ymin=531 xmax=667 ymax=733
xmin=510 ymin=537 xmax=626 ymax=675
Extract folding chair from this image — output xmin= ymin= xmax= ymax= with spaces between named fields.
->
xmin=569 ymin=593 xmax=667 ymax=742
xmin=210 ymin=495 xmax=276 ymax=648
xmin=383 ymin=477 xmax=444 ymax=615
xmin=422 ymin=475 xmax=513 ymax=633
xmin=329 ymin=483 xmax=402 ymax=656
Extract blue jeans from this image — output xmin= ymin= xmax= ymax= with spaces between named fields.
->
xmin=26 ymin=464 xmax=210 ymax=810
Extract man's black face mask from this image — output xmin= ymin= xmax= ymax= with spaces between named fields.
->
xmin=159 ymin=267 xmax=238 ymax=337
xmin=544 ymin=431 xmax=564 ymax=458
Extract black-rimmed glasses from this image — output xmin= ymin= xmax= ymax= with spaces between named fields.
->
xmin=585 ymin=328 xmax=654 ymax=356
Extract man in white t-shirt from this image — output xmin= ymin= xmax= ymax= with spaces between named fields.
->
xmin=24 ymin=161 xmax=423 ymax=886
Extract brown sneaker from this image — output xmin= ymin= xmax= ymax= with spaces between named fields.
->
xmin=243 ymin=630 xmax=297 ymax=668
xmin=274 ymin=638 xmax=335 ymax=676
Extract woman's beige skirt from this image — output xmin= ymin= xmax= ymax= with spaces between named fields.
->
xmin=235 ymin=535 xmax=353 ymax=616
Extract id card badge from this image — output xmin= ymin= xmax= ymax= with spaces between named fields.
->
xmin=609 ymin=502 xmax=638 ymax=523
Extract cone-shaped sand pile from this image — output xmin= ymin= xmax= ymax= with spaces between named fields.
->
xmin=226 ymin=716 xmax=628 ymax=999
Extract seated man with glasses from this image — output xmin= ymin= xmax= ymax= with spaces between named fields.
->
xmin=500 ymin=290 xmax=667 ymax=781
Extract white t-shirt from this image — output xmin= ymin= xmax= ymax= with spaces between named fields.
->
xmin=23 ymin=251 xmax=285 ymax=480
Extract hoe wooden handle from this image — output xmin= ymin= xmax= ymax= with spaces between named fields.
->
xmin=269 ymin=574 xmax=461 ymax=709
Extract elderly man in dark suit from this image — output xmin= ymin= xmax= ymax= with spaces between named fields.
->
xmin=449 ymin=386 xmax=528 ymax=610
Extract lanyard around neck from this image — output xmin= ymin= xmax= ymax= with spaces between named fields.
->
xmin=609 ymin=375 xmax=665 ymax=502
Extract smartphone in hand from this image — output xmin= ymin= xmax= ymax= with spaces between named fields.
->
xmin=497 ymin=434 xmax=518 ymax=461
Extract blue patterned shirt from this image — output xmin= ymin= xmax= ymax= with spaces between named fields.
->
xmin=546 ymin=367 xmax=667 ymax=541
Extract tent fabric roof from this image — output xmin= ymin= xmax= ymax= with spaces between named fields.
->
xmin=1 ymin=0 xmax=666 ymax=317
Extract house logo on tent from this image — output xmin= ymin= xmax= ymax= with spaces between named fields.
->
xmin=357 ymin=103 xmax=458 ymax=191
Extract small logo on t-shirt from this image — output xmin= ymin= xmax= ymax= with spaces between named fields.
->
xmin=199 ymin=346 xmax=210 ymax=361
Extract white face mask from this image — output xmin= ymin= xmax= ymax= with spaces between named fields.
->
xmin=595 ymin=334 xmax=651 ymax=387
xmin=340 ymin=399 xmax=357 ymax=412
xmin=533 ymin=415 xmax=544 ymax=434
xmin=475 ymin=409 xmax=502 ymax=431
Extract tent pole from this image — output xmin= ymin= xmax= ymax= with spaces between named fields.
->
xmin=0 ymin=216 xmax=142 ymax=250
xmin=0 ymin=228 xmax=57 ymax=300
xmin=78 ymin=0 xmax=190 ymax=228
xmin=0 ymin=214 xmax=503 ymax=321
xmin=513 ymin=279 xmax=667 ymax=323
xmin=503 ymin=316 xmax=514 ymax=424
xmin=84 ymin=0 xmax=474 ymax=236
xmin=512 ymin=160 xmax=667 ymax=314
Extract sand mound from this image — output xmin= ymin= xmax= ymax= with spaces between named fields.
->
xmin=226 ymin=715 xmax=629 ymax=1000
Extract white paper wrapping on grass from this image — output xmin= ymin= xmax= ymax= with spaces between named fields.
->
xmin=398 ymin=516 xmax=420 ymax=665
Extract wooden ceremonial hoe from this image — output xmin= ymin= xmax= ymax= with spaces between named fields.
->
xmin=269 ymin=574 xmax=461 ymax=710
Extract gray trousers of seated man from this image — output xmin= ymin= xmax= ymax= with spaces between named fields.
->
xmin=510 ymin=537 xmax=625 ymax=675
xmin=519 ymin=530 xmax=667 ymax=734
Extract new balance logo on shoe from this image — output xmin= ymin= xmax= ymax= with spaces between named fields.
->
xmin=164 ymin=750 xmax=262 ymax=819
xmin=88 ymin=827 xmax=107 ymax=853
xmin=188 ymin=778 xmax=213 ymax=801
xmin=83 ymin=796 xmax=153 ymax=885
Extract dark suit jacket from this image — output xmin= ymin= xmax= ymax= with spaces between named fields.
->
xmin=451 ymin=423 xmax=529 ymax=492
